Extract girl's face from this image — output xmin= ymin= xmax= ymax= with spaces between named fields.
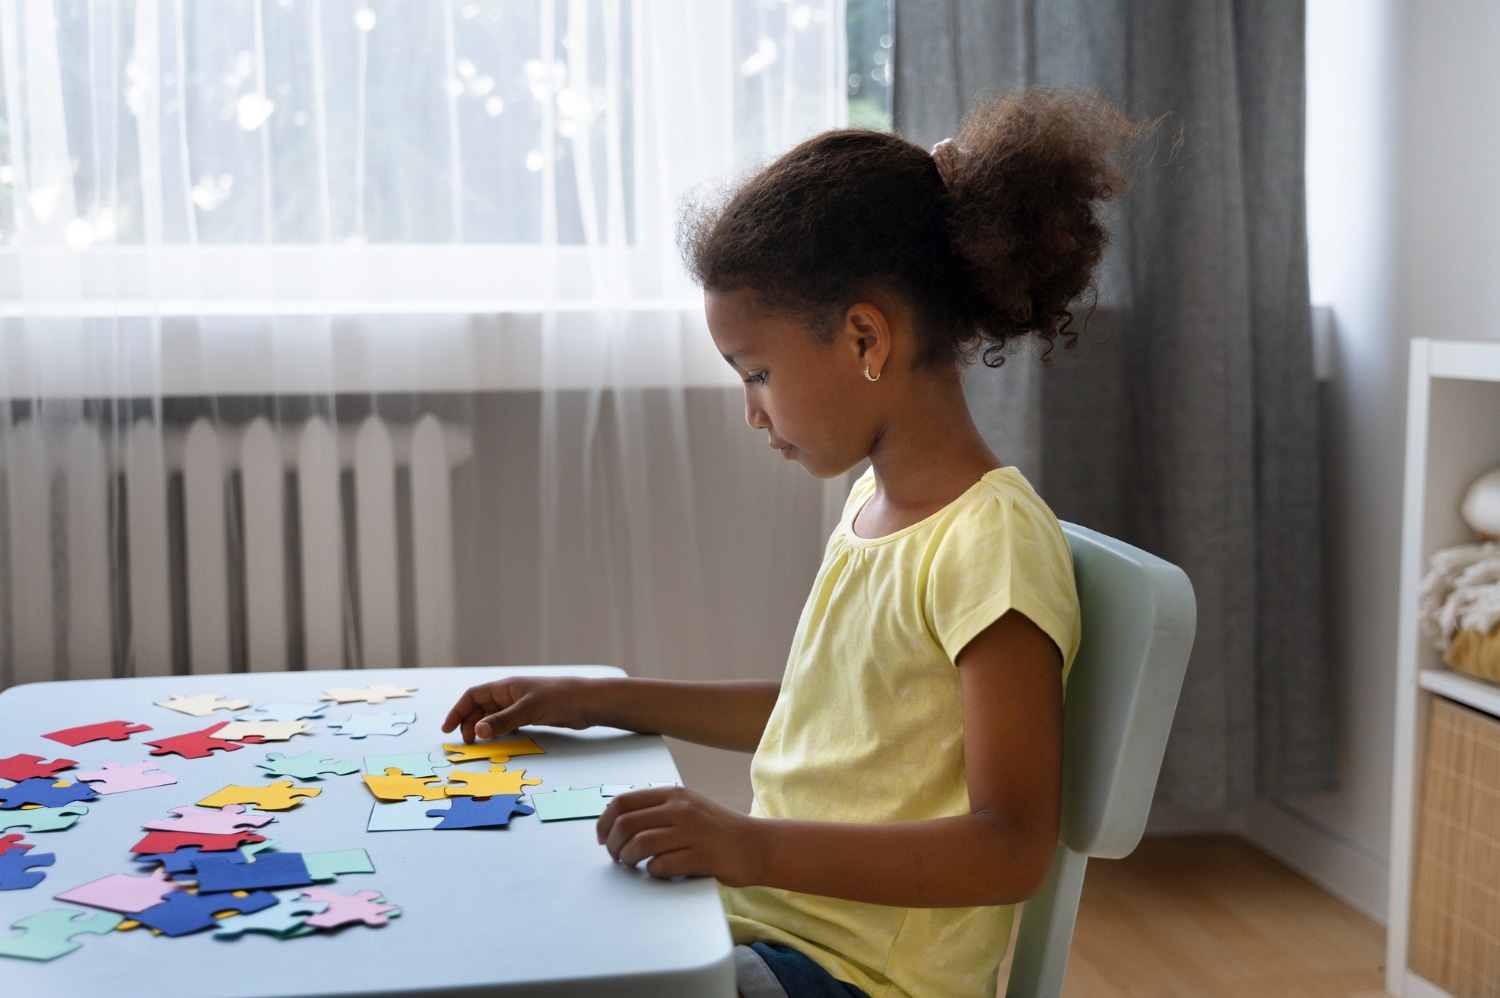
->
xmin=705 ymin=289 xmax=874 ymax=480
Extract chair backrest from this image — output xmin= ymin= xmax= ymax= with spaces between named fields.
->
xmin=1004 ymin=521 xmax=1196 ymax=998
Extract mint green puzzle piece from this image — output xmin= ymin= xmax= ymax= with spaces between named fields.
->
xmin=304 ymin=849 xmax=375 ymax=882
xmin=361 ymin=752 xmax=450 ymax=778
xmin=256 ymin=751 xmax=359 ymax=781
xmin=0 ymin=805 xmax=88 ymax=834
xmin=0 ymin=908 xmax=122 ymax=961
xmin=530 ymin=786 xmax=610 ymax=822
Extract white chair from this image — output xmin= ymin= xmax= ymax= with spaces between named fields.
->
xmin=1004 ymin=522 xmax=1197 ymax=997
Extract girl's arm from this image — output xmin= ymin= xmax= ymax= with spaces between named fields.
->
xmin=596 ymin=609 xmax=1064 ymax=907
xmin=442 ymin=675 xmax=780 ymax=753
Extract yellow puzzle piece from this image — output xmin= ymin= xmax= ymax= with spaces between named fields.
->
xmin=197 ymin=782 xmax=321 ymax=812
xmin=442 ymin=738 xmax=546 ymax=766
xmin=362 ymin=769 xmax=447 ymax=801
xmin=320 ymin=684 xmax=416 ymax=705
xmin=443 ymin=766 xmax=542 ymax=798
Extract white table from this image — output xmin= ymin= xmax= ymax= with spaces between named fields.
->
xmin=0 ymin=666 xmax=735 ymax=997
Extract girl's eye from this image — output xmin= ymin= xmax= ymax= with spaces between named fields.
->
xmin=744 ymin=370 xmax=768 ymax=385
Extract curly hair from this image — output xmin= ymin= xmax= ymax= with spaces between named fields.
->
xmin=679 ymin=88 xmax=1141 ymax=367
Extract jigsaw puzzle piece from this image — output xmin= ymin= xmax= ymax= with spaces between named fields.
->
xmin=361 ymin=770 xmax=445 ymax=802
xmin=530 ymin=786 xmax=610 ymax=822
xmin=0 ymin=908 xmax=123 ymax=961
xmin=54 ymin=868 xmax=184 ymax=913
xmin=130 ymin=829 xmax=266 ymax=855
xmin=212 ymin=889 xmax=327 ymax=939
xmin=0 ymin=755 xmax=77 ymax=783
xmin=0 ymin=778 xmax=97 ymax=810
xmin=255 ymin=751 xmax=359 ymax=781
xmin=208 ymin=720 xmax=314 ymax=742
xmin=234 ymin=701 xmax=328 ymax=723
xmin=141 ymin=804 xmax=275 ymax=836
xmin=600 ymin=782 xmax=679 ymax=796
xmin=74 ymin=761 xmax=177 ymax=795
xmin=362 ymin=751 xmax=450 ymax=778
xmin=197 ymin=782 xmax=321 ymax=812
xmin=191 ymin=852 xmax=312 ymax=893
xmin=367 ymin=799 xmax=445 ymax=831
xmin=298 ymin=887 xmax=399 ymax=928
xmin=132 ymin=888 xmax=277 ymax=936
xmin=154 ymin=693 xmax=251 ymax=717
xmin=442 ymin=737 xmax=546 ymax=765
xmin=134 ymin=847 xmax=206 ymax=877
xmin=443 ymin=766 xmax=541 ymax=798
xmin=327 ymin=712 xmax=417 ymax=739
xmin=42 ymin=720 xmax=152 ymax=747
xmin=0 ymin=834 xmax=31 ymax=856
xmin=145 ymin=722 xmax=246 ymax=760
xmin=320 ymin=684 xmax=417 ymax=705
xmin=428 ymin=795 xmax=535 ymax=830
xmin=0 ymin=805 xmax=88 ymax=834
xmin=0 ymin=849 xmax=54 ymax=890
xmin=303 ymin=849 xmax=374 ymax=882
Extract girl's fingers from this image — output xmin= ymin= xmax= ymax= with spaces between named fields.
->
xmin=644 ymin=848 xmax=698 ymax=880
xmin=615 ymin=826 xmax=682 ymax=868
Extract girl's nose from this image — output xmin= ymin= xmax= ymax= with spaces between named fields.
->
xmin=744 ymin=391 xmax=769 ymax=430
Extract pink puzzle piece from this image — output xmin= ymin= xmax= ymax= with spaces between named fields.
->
xmin=298 ymin=887 xmax=399 ymax=929
xmin=74 ymin=761 xmax=177 ymax=795
xmin=42 ymin=720 xmax=152 ymax=747
xmin=55 ymin=868 xmax=185 ymax=914
xmin=141 ymin=805 xmax=275 ymax=836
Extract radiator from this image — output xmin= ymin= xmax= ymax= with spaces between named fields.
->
xmin=1 ymin=413 xmax=471 ymax=685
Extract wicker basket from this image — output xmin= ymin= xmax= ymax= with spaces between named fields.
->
xmin=1444 ymin=625 xmax=1500 ymax=684
xmin=1409 ymin=696 xmax=1500 ymax=995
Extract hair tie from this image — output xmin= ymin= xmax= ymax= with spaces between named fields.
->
xmin=931 ymin=138 xmax=966 ymax=188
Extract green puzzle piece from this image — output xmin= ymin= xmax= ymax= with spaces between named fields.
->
xmin=0 ymin=908 xmax=122 ymax=961
xmin=0 ymin=805 xmax=88 ymax=834
xmin=255 ymin=752 xmax=359 ymax=781
xmin=304 ymin=849 xmax=375 ymax=882
xmin=361 ymin=752 xmax=450 ymax=778
xmin=530 ymin=786 xmax=610 ymax=822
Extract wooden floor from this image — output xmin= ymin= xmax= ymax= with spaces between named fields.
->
xmin=1023 ymin=835 xmax=1388 ymax=997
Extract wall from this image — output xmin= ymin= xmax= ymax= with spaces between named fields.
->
xmin=1154 ymin=0 xmax=1500 ymax=924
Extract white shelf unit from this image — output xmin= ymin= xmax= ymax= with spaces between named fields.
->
xmin=1388 ymin=338 xmax=1500 ymax=998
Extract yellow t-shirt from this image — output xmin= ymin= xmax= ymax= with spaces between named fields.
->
xmin=723 ymin=466 xmax=1080 ymax=998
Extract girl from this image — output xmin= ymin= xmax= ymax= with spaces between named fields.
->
xmin=443 ymin=89 xmax=1137 ymax=998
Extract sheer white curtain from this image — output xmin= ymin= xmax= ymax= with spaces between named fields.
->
xmin=0 ymin=0 xmax=850 ymax=787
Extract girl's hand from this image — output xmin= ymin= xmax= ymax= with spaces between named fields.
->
xmin=441 ymin=676 xmax=595 ymax=743
xmin=597 ymin=786 xmax=768 ymax=887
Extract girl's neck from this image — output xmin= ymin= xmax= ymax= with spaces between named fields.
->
xmin=855 ymin=374 xmax=1001 ymax=538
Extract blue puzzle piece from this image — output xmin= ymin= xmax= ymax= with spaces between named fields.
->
xmin=0 ymin=778 xmax=97 ymax=810
xmin=192 ymin=852 xmax=312 ymax=893
xmin=235 ymin=702 xmax=328 ymax=723
xmin=326 ymin=712 xmax=417 ymax=739
xmin=0 ymin=850 xmax=54 ymax=890
xmin=428 ymin=794 xmax=536 ymax=830
xmin=212 ymin=889 xmax=327 ymax=939
xmin=255 ymin=751 xmax=359 ymax=781
xmin=132 ymin=888 xmax=278 ymax=936
xmin=0 ymin=805 xmax=88 ymax=834
xmin=135 ymin=847 xmax=228 ymax=877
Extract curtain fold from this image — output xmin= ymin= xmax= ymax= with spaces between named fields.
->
xmin=895 ymin=0 xmax=1336 ymax=805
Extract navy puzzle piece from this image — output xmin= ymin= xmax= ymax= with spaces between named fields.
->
xmin=132 ymin=888 xmax=278 ymax=936
xmin=0 ymin=849 xmax=55 ymax=890
xmin=191 ymin=852 xmax=312 ymax=893
xmin=0 ymin=778 xmax=98 ymax=810
xmin=136 ymin=848 xmax=217 ymax=877
xmin=427 ymin=794 xmax=535 ymax=830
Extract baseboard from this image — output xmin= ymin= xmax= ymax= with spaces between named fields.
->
xmin=1241 ymin=798 xmax=1389 ymax=924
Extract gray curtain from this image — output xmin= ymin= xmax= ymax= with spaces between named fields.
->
xmin=895 ymin=0 xmax=1335 ymax=807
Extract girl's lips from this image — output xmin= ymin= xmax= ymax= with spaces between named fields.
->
xmin=780 ymin=445 xmax=794 ymax=459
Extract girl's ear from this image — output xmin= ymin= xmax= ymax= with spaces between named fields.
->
xmin=844 ymin=302 xmax=892 ymax=380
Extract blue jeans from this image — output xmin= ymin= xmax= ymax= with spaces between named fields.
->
xmin=734 ymin=942 xmax=871 ymax=998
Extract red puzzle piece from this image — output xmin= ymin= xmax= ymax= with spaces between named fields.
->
xmin=0 ymin=755 xmax=76 ymax=783
xmin=144 ymin=722 xmax=252 ymax=760
xmin=129 ymin=829 xmax=266 ymax=855
xmin=42 ymin=721 xmax=151 ymax=747
xmin=0 ymin=834 xmax=33 ymax=856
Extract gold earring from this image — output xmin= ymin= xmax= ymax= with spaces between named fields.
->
xmin=864 ymin=366 xmax=880 ymax=383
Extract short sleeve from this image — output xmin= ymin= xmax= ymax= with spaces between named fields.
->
xmin=924 ymin=483 xmax=1080 ymax=677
